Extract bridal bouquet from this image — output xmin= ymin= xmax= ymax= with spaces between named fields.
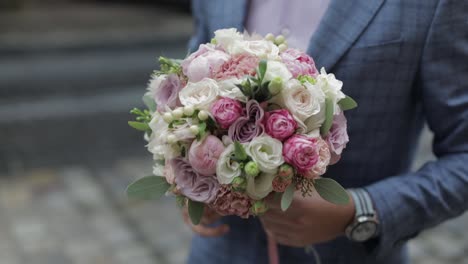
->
xmin=127 ymin=29 xmax=357 ymax=225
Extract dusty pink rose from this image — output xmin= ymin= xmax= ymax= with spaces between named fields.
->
xmin=304 ymin=138 xmax=331 ymax=179
xmin=211 ymin=186 xmax=252 ymax=219
xmin=148 ymin=73 xmax=183 ymax=112
xmin=188 ymin=135 xmax=225 ymax=176
xmin=325 ymin=112 xmax=349 ymax=165
xmin=264 ymin=109 xmax=297 ymax=141
xmin=228 ymin=100 xmax=265 ymax=143
xmin=280 ymin=48 xmax=318 ymax=77
xmin=211 ymin=97 xmax=244 ymax=129
xmin=283 ymin=135 xmax=319 ymax=174
xmin=181 ymin=44 xmax=230 ymax=82
xmin=213 ymin=54 xmax=259 ymax=80
xmin=272 ymin=176 xmax=292 ymax=192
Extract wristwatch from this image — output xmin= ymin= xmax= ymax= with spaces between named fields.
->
xmin=345 ymin=189 xmax=379 ymax=242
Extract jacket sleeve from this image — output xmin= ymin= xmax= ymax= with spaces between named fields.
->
xmin=364 ymin=0 xmax=468 ymax=258
xmin=188 ymin=0 xmax=210 ymax=53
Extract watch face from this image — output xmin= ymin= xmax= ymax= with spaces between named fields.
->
xmin=352 ymin=221 xmax=377 ymax=242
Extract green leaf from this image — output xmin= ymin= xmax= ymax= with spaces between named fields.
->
xmin=258 ymin=60 xmax=268 ymax=81
xmin=188 ymin=200 xmax=205 ymax=225
xmin=126 ymin=176 xmax=170 ymax=200
xmin=142 ymin=94 xmax=157 ymax=112
xmin=314 ymin=178 xmax=350 ymax=205
xmin=128 ymin=121 xmax=150 ymax=132
xmin=233 ymin=141 xmax=248 ymax=161
xmin=320 ymin=98 xmax=334 ymax=136
xmin=338 ymin=96 xmax=358 ymax=111
xmin=197 ymin=122 xmax=207 ymax=140
xmin=281 ymin=184 xmax=295 ymax=211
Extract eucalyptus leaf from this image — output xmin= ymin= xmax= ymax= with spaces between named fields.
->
xmin=258 ymin=60 xmax=268 ymax=81
xmin=126 ymin=176 xmax=170 ymax=200
xmin=188 ymin=200 xmax=205 ymax=225
xmin=142 ymin=94 xmax=157 ymax=112
xmin=128 ymin=121 xmax=150 ymax=132
xmin=338 ymin=96 xmax=358 ymax=111
xmin=320 ymin=98 xmax=334 ymax=136
xmin=197 ymin=122 xmax=207 ymax=140
xmin=314 ymin=178 xmax=350 ymax=205
xmin=281 ymin=184 xmax=295 ymax=211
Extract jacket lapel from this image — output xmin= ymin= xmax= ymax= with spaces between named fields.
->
xmin=307 ymin=0 xmax=386 ymax=70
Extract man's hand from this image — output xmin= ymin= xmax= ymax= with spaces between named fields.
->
xmin=260 ymin=190 xmax=355 ymax=247
xmin=182 ymin=206 xmax=229 ymax=237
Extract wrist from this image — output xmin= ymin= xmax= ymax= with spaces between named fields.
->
xmin=345 ymin=188 xmax=380 ymax=242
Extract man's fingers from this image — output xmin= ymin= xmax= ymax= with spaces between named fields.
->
xmin=192 ymin=224 xmax=230 ymax=237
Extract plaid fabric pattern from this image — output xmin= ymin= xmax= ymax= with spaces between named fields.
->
xmin=187 ymin=0 xmax=468 ymax=263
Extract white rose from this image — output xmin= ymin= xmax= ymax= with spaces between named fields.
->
xmin=216 ymin=144 xmax=242 ymax=184
xmin=263 ymin=60 xmax=292 ymax=83
xmin=218 ymin=78 xmax=248 ymax=102
xmin=214 ymin=28 xmax=244 ymax=51
xmin=246 ymin=172 xmax=276 ymax=200
xmin=230 ymin=40 xmax=280 ymax=60
xmin=179 ymin=78 xmax=219 ymax=111
xmin=245 ymin=136 xmax=284 ymax=174
xmin=315 ymin=68 xmax=345 ymax=114
xmin=273 ymin=79 xmax=325 ymax=126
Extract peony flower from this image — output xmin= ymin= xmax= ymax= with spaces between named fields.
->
xmin=147 ymin=74 xmax=183 ymax=112
xmin=211 ymin=186 xmax=252 ymax=219
xmin=210 ymin=97 xmax=244 ymax=129
xmin=188 ymin=135 xmax=225 ymax=176
xmin=272 ymin=79 xmax=325 ymax=132
xmin=272 ymin=176 xmax=292 ymax=192
xmin=216 ymin=144 xmax=242 ymax=184
xmin=246 ymin=172 xmax=276 ymax=200
xmin=181 ymin=44 xmax=230 ymax=82
xmin=172 ymin=158 xmax=219 ymax=203
xmin=245 ymin=136 xmax=284 ymax=174
xmin=304 ymin=138 xmax=331 ymax=179
xmin=213 ymin=28 xmax=244 ymax=50
xmin=214 ymin=54 xmax=259 ymax=80
xmin=231 ymin=40 xmax=280 ymax=60
xmin=179 ymin=78 xmax=219 ymax=111
xmin=280 ymin=48 xmax=318 ymax=77
xmin=264 ymin=109 xmax=297 ymax=141
xmin=283 ymin=135 xmax=319 ymax=174
xmin=218 ymin=78 xmax=249 ymax=102
xmin=314 ymin=68 xmax=346 ymax=114
xmin=325 ymin=111 xmax=349 ymax=165
xmin=263 ymin=60 xmax=292 ymax=83
xmin=228 ymin=100 xmax=265 ymax=143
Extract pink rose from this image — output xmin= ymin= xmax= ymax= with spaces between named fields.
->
xmin=213 ymin=54 xmax=259 ymax=80
xmin=325 ymin=112 xmax=349 ymax=165
xmin=181 ymin=44 xmax=230 ymax=82
xmin=304 ymin=138 xmax=331 ymax=179
xmin=264 ymin=109 xmax=297 ymax=141
xmin=283 ymin=135 xmax=319 ymax=174
xmin=211 ymin=97 xmax=244 ymax=129
xmin=188 ymin=135 xmax=225 ymax=176
xmin=280 ymin=48 xmax=318 ymax=77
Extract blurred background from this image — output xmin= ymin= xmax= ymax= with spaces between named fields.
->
xmin=0 ymin=0 xmax=466 ymax=263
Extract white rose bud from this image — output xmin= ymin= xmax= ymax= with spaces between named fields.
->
xmin=198 ymin=110 xmax=209 ymax=121
xmin=274 ymin=35 xmax=285 ymax=45
xmin=268 ymin=77 xmax=283 ymax=95
xmin=278 ymin=43 xmax=288 ymax=52
xmin=166 ymin=134 xmax=177 ymax=144
xmin=265 ymin=33 xmax=275 ymax=41
xmin=172 ymin=107 xmax=184 ymax=119
xmin=189 ymin=125 xmax=199 ymax=135
xmin=162 ymin=112 xmax=173 ymax=123
xmin=183 ymin=105 xmax=195 ymax=116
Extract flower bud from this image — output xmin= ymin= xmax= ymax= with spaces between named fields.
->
xmin=166 ymin=134 xmax=177 ymax=144
xmin=274 ymin=35 xmax=285 ymax=45
xmin=278 ymin=43 xmax=288 ymax=52
xmin=183 ymin=105 xmax=195 ymax=116
xmin=172 ymin=107 xmax=184 ymax=119
xmin=231 ymin=176 xmax=247 ymax=192
xmin=162 ymin=112 xmax=174 ymax=123
xmin=198 ymin=110 xmax=209 ymax=121
xmin=189 ymin=125 xmax=199 ymax=135
xmin=244 ymin=161 xmax=260 ymax=178
xmin=278 ymin=163 xmax=294 ymax=181
xmin=268 ymin=77 xmax=283 ymax=95
xmin=251 ymin=200 xmax=268 ymax=215
xmin=265 ymin=33 xmax=275 ymax=41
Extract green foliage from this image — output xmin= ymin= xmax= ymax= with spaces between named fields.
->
xmin=231 ymin=141 xmax=248 ymax=162
xmin=126 ymin=176 xmax=171 ymax=200
xmin=236 ymin=60 xmax=273 ymax=102
xmin=197 ymin=122 xmax=207 ymax=140
xmin=297 ymin=75 xmax=316 ymax=85
xmin=188 ymin=200 xmax=205 ymax=225
xmin=128 ymin=121 xmax=150 ymax=132
xmin=153 ymin=56 xmax=183 ymax=76
xmin=314 ymin=178 xmax=350 ymax=205
xmin=338 ymin=96 xmax=358 ymax=111
xmin=129 ymin=108 xmax=152 ymax=132
xmin=142 ymin=94 xmax=157 ymax=112
xmin=281 ymin=184 xmax=295 ymax=211
xmin=320 ymin=98 xmax=334 ymax=136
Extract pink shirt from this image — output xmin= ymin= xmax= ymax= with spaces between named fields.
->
xmin=245 ymin=0 xmax=331 ymax=51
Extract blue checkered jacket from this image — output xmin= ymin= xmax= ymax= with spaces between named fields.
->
xmin=186 ymin=0 xmax=468 ymax=263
